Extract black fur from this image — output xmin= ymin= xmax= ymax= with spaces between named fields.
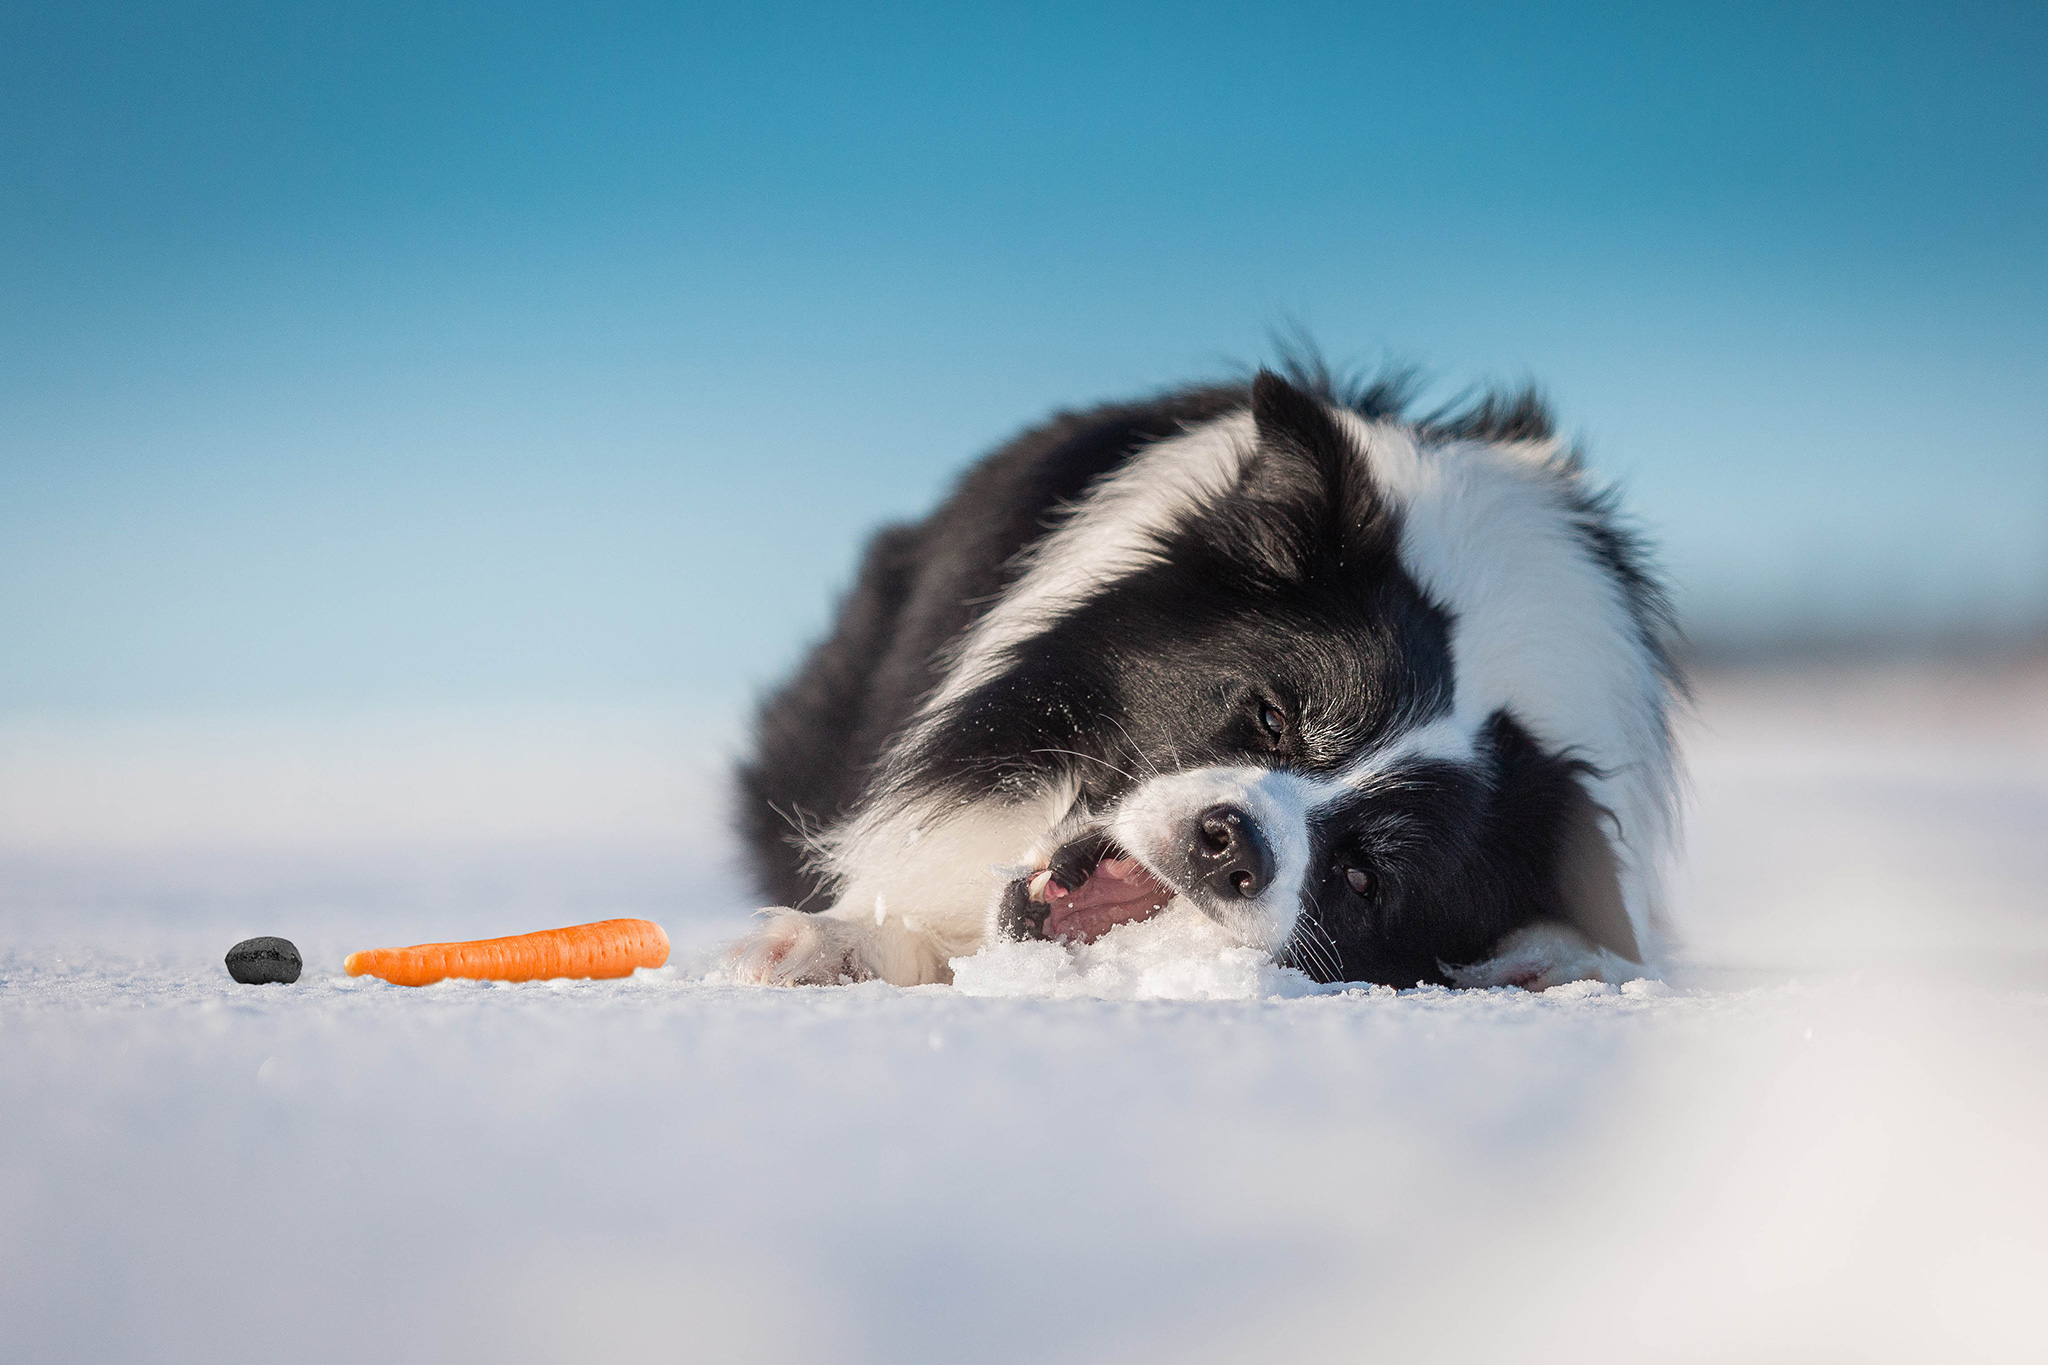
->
xmin=1294 ymin=713 xmax=1628 ymax=985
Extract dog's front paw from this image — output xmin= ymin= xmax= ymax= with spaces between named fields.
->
xmin=1445 ymin=922 xmax=1639 ymax=991
xmin=727 ymin=909 xmax=873 ymax=986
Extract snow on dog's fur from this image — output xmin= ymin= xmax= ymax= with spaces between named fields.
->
xmin=730 ymin=360 xmax=1682 ymax=989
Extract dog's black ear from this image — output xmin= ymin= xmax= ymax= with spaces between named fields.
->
xmin=1554 ymin=781 xmax=1640 ymax=962
xmin=1249 ymin=369 xmax=1347 ymax=495
xmin=1241 ymin=369 xmax=1388 ymax=569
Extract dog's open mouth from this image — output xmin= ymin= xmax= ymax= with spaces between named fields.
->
xmin=1018 ymin=830 xmax=1177 ymax=943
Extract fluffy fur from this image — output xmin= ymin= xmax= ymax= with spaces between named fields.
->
xmin=731 ymin=360 xmax=1682 ymax=989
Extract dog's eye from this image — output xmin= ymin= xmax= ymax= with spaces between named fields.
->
xmin=1258 ymin=702 xmax=1287 ymax=739
xmin=1342 ymin=865 xmax=1375 ymax=898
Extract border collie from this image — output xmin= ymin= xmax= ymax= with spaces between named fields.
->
xmin=729 ymin=361 xmax=1681 ymax=989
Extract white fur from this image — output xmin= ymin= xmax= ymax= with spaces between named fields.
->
xmin=917 ymin=413 xmax=1255 ymax=719
xmin=731 ymin=779 xmax=1081 ymax=986
xmin=1332 ymin=713 xmax=1478 ymax=782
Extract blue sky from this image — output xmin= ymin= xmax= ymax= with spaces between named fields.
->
xmin=3 ymin=1 xmax=2044 ymax=717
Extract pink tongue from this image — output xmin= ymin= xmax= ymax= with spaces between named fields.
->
xmin=1044 ymin=856 xmax=1175 ymax=943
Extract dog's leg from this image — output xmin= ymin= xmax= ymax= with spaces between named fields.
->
xmin=727 ymin=895 xmax=985 ymax=986
xmin=726 ymin=909 xmax=878 ymax=986
xmin=1445 ymin=922 xmax=1644 ymax=990
xmin=730 ymin=792 xmax=1071 ymax=986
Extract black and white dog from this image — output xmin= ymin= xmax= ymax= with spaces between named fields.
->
xmin=729 ymin=363 xmax=1681 ymax=989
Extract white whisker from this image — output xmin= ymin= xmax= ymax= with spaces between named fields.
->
xmin=1030 ymin=747 xmax=1142 ymax=785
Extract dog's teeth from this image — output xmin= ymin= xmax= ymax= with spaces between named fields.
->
xmin=1027 ymin=869 xmax=1054 ymax=901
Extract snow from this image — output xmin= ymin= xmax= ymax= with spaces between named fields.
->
xmin=951 ymin=903 xmax=1326 ymax=1000
xmin=5 ymin=660 xmax=2047 ymax=1362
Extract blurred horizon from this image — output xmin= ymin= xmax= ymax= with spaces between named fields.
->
xmin=4 ymin=1 xmax=2046 ymax=733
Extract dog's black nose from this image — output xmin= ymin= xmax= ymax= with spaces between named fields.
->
xmin=1188 ymin=804 xmax=1273 ymax=900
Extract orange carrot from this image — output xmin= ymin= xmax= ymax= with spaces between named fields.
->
xmin=344 ymin=918 xmax=670 ymax=986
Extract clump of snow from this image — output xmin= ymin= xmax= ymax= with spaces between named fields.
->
xmin=950 ymin=903 xmax=1325 ymax=1000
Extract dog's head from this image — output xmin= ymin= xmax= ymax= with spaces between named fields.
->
xmin=853 ymin=371 xmax=1677 ymax=985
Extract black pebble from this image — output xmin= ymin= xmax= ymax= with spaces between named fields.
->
xmin=225 ymin=936 xmax=302 ymax=985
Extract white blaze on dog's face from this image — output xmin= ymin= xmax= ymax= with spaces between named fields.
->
xmin=829 ymin=370 xmax=1679 ymax=986
xmin=1105 ymin=766 xmax=1317 ymax=954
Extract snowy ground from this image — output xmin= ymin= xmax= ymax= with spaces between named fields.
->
xmin=4 ymin=660 xmax=2046 ymax=1363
